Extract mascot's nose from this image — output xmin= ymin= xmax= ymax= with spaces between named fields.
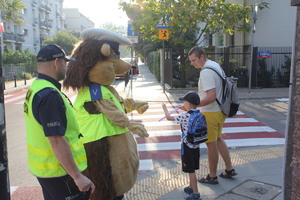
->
xmin=114 ymin=59 xmax=132 ymax=75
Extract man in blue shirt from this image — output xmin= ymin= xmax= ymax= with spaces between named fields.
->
xmin=24 ymin=44 xmax=95 ymax=200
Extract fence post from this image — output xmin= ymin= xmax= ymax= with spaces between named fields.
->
xmin=24 ymin=74 xmax=26 ymax=85
xmin=14 ymin=75 xmax=17 ymax=88
xmin=223 ymin=47 xmax=230 ymax=75
xmin=252 ymin=47 xmax=258 ymax=88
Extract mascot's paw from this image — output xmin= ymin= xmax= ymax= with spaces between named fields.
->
xmin=135 ymin=102 xmax=149 ymax=114
xmin=123 ymin=98 xmax=149 ymax=114
xmin=128 ymin=122 xmax=149 ymax=138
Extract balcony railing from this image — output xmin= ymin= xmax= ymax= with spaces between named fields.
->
xmin=3 ymin=33 xmax=16 ymax=41
xmin=39 ymin=20 xmax=47 ymax=28
xmin=16 ymin=35 xmax=25 ymax=43
xmin=32 ymin=0 xmax=38 ymax=7
xmin=47 ymin=22 xmax=52 ymax=29
xmin=3 ymin=33 xmax=25 ymax=43
xmin=39 ymin=3 xmax=47 ymax=11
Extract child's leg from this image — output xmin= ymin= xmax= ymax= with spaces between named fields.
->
xmin=189 ymin=172 xmax=199 ymax=194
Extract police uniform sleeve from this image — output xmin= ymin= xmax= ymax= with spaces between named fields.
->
xmin=32 ymin=88 xmax=67 ymax=137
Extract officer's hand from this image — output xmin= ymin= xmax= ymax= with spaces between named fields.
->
xmin=74 ymin=173 xmax=95 ymax=193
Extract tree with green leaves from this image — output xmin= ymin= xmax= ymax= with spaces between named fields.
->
xmin=120 ymin=0 xmax=268 ymax=65
xmin=43 ymin=30 xmax=80 ymax=56
xmin=0 ymin=0 xmax=25 ymax=24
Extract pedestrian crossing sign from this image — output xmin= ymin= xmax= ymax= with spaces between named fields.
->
xmin=158 ymin=29 xmax=169 ymax=40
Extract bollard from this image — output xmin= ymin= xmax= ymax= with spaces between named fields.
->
xmin=14 ymin=75 xmax=17 ymax=88
xmin=24 ymin=74 xmax=26 ymax=85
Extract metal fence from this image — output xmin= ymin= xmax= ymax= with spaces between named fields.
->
xmin=206 ymin=46 xmax=292 ymax=88
xmin=146 ymin=46 xmax=292 ymax=88
xmin=2 ymin=65 xmax=36 ymax=81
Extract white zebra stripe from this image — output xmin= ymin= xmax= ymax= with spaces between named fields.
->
xmin=5 ymin=94 xmax=26 ymax=104
xmin=138 ymin=138 xmax=285 ymax=151
xmin=134 ymin=126 xmax=277 ymax=138
xmin=142 ymin=118 xmax=258 ymax=127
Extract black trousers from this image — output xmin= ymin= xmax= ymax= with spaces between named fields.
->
xmin=37 ymin=174 xmax=89 ymax=200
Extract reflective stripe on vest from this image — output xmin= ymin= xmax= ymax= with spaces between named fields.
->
xmin=24 ymin=79 xmax=87 ymax=178
xmin=74 ymin=84 xmax=128 ymax=143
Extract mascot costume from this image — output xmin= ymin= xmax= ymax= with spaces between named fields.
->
xmin=63 ymin=28 xmax=149 ymax=200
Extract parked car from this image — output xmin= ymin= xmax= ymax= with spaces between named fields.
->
xmin=115 ymin=72 xmax=126 ymax=79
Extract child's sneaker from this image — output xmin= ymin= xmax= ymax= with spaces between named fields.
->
xmin=185 ymin=193 xmax=202 ymax=200
xmin=184 ymin=186 xmax=193 ymax=194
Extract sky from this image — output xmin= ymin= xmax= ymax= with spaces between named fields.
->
xmin=63 ymin=0 xmax=130 ymax=27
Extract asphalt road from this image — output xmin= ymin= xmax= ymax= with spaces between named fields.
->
xmin=239 ymin=98 xmax=288 ymax=135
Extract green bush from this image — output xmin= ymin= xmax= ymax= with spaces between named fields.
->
xmin=173 ymin=80 xmax=188 ymax=88
xmin=18 ymin=72 xmax=33 ymax=80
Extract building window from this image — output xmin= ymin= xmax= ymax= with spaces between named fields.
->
xmin=219 ymin=35 xmax=224 ymax=47
xmin=22 ymin=9 xmax=27 ymax=15
xmin=23 ymin=29 xmax=28 ymax=36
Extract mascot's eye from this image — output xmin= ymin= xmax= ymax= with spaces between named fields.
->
xmin=113 ymin=52 xmax=120 ymax=59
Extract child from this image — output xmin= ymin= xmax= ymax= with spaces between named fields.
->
xmin=162 ymin=91 xmax=204 ymax=200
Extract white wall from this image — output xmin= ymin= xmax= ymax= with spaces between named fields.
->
xmin=254 ymin=0 xmax=296 ymax=47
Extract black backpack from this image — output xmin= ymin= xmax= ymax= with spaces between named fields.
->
xmin=186 ymin=110 xmax=208 ymax=144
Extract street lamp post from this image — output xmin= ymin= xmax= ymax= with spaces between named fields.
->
xmin=248 ymin=3 xmax=258 ymax=93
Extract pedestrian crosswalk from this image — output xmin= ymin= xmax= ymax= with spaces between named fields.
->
xmin=134 ymin=102 xmax=285 ymax=170
xmin=5 ymin=90 xmax=286 ymax=171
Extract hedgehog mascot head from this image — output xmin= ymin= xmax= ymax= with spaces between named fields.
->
xmin=63 ymin=28 xmax=149 ymax=200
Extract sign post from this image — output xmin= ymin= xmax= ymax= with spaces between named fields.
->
xmin=127 ymin=20 xmax=139 ymax=99
xmin=156 ymin=16 xmax=170 ymax=93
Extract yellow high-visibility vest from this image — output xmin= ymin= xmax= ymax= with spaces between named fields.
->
xmin=74 ymin=83 xmax=128 ymax=143
xmin=24 ymin=79 xmax=87 ymax=178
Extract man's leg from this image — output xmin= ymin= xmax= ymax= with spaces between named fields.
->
xmin=206 ymin=141 xmax=219 ymax=177
xmin=217 ymin=137 xmax=233 ymax=170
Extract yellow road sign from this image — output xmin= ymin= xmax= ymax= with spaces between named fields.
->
xmin=158 ymin=29 xmax=169 ymax=40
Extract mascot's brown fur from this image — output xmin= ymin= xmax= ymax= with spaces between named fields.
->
xmin=63 ymin=29 xmax=149 ymax=200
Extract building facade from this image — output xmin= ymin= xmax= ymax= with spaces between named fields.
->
xmin=63 ymin=8 xmax=94 ymax=33
xmin=201 ymin=0 xmax=297 ymax=48
xmin=1 ymin=0 xmax=65 ymax=54
xmin=198 ymin=0 xmax=296 ymax=88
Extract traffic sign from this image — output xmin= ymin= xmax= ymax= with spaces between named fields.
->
xmin=156 ymin=15 xmax=170 ymax=29
xmin=127 ymin=22 xmax=139 ymax=36
xmin=258 ymin=51 xmax=272 ymax=58
xmin=127 ymin=35 xmax=138 ymax=44
xmin=158 ymin=29 xmax=169 ymax=40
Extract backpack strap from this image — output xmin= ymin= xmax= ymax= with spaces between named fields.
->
xmin=201 ymin=67 xmax=226 ymax=106
xmin=187 ymin=110 xmax=200 ymax=130
xmin=202 ymin=66 xmax=226 ymax=80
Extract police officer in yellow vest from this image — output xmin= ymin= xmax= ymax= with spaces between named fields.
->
xmin=24 ymin=44 xmax=95 ymax=200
